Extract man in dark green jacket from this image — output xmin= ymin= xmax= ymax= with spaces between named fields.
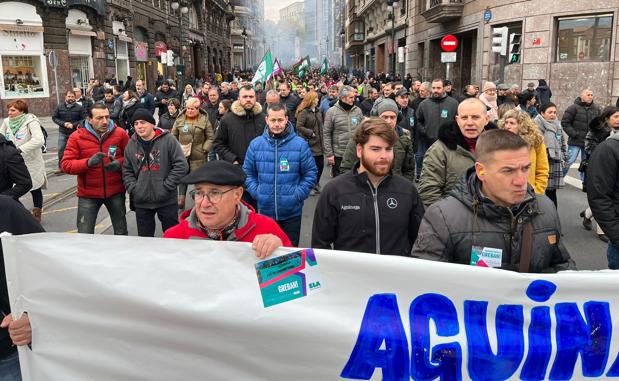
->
xmin=413 ymin=129 xmax=575 ymax=273
xmin=340 ymin=99 xmax=415 ymax=181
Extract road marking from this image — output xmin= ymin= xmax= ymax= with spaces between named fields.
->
xmin=42 ymin=206 xmax=77 ymax=215
xmin=564 ymin=175 xmax=582 ymax=190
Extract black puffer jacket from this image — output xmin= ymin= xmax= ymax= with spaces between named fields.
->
xmin=587 ymin=133 xmax=619 ymax=245
xmin=279 ymin=93 xmax=301 ymax=126
xmin=0 ymin=135 xmax=32 ymax=199
xmin=312 ymin=162 xmax=424 ymax=256
xmin=413 ymin=167 xmax=575 ymax=273
xmin=561 ymin=97 xmax=601 ymax=147
xmin=0 ymin=195 xmax=44 ymax=360
xmin=52 ymin=102 xmax=86 ymax=135
xmin=213 ymin=101 xmax=265 ymax=165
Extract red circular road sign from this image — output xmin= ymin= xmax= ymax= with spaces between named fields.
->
xmin=441 ymin=35 xmax=459 ymax=52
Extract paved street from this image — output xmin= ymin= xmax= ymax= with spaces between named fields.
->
xmin=24 ymin=119 xmax=609 ymax=271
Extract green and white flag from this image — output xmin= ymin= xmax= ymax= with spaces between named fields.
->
xmin=293 ymin=55 xmax=311 ymax=79
xmin=320 ymin=57 xmax=329 ymax=75
xmin=251 ymin=50 xmax=274 ymax=84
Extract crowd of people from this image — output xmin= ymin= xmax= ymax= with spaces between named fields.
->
xmin=2 ymin=66 xmax=619 ymax=379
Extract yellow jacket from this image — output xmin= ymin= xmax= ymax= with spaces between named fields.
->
xmin=530 ymin=142 xmax=549 ymax=194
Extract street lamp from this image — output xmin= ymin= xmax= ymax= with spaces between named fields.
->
xmin=171 ymin=1 xmax=189 ymax=87
xmin=241 ymin=27 xmax=248 ymax=70
xmin=339 ymin=27 xmax=345 ymax=69
xmin=387 ymin=0 xmax=399 ymax=79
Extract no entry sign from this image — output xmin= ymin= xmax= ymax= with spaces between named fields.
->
xmin=441 ymin=35 xmax=459 ymax=52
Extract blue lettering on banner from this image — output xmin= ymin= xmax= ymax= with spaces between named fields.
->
xmin=341 ymin=280 xmax=619 ymax=380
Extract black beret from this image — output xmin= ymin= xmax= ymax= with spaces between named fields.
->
xmin=180 ymin=160 xmax=246 ymax=186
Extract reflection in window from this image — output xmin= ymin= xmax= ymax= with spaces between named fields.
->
xmin=2 ymin=55 xmax=45 ymax=98
xmin=557 ymin=14 xmax=612 ymax=62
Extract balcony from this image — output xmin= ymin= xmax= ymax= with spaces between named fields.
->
xmin=421 ymin=0 xmax=464 ymax=24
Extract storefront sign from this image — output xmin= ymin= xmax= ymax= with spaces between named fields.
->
xmin=42 ymin=0 xmax=105 ymax=15
xmin=134 ymin=41 xmax=148 ymax=62
xmin=0 ymin=29 xmax=43 ymax=53
xmin=154 ymin=41 xmax=167 ymax=57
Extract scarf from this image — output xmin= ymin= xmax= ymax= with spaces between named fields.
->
xmin=534 ymin=115 xmax=564 ymax=161
xmin=463 ymin=136 xmax=478 ymax=154
xmin=339 ymin=101 xmax=353 ymax=111
xmin=8 ymin=113 xmax=27 ymax=135
xmin=122 ymin=98 xmax=138 ymax=110
xmin=202 ymin=207 xmax=240 ymax=241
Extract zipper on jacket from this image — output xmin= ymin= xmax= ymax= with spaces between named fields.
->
xmin=99 ymin=139 xmax=107 ymax=199
xmin=367 ymin=180 xmax=381 ymax=254
xmin=274 ymin=139 xmax=279 ymax=221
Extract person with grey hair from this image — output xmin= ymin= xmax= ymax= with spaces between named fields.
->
xmin=264 ymin=90 xmax=280 ymax=109
xmin=323 ymin=85 xmax=364 ymax=177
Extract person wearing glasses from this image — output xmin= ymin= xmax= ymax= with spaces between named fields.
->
xmin=163 ymin=160 xmax=291 ymax=259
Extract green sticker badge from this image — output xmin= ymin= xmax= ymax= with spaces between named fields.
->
xmin=255 ymin=249 xmax=323 ymax=308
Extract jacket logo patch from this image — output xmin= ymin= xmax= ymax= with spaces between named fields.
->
xmin=548 ymin=234 xmax=557 ymax=244
xmin=387 ymin=198 xmax=398 ymax=209
xmin=341 ymin=205 xmax=360 ymax=211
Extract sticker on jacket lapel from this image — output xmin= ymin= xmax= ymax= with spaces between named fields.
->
xmin=279 ymin=157 xmax=289 ymax=172
xmin=548 ymin=234 xmax=557 ymax=244
xmin=441 ymin=109 xmax=449 ymax=119
xmin=351 ymin=116 xmax=359 ymax=126
xmin=140 ymin=98 xmax=146 ymax=103
xmin=108 ymin=145 xmax=117 ymax=160
xmin=470 ymin=245 xmax=502 ymax=268
xmin=409 ymin=116 xmax=415 ymax=126
xmin=182 ymin=123 xmax=190 ymax=133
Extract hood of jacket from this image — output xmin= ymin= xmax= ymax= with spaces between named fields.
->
xmin=450 ymin=167 xmax=539 ymax=223
xmin=83 ymin=119 xmax=115 ymax=139
xmin=438 ymin=121 xmax=468 ymax=151
xmin=0 ymin=134 xmax=15 ymax=147
xmin=231 ymin=100 xmax=263 ymax=117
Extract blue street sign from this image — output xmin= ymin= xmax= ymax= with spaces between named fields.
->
xmin=484 ymin=9 xmax=492 ymax=23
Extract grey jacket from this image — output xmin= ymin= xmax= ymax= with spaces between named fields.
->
xmin=122 ymin=129 xmax=188 ymax=209
xmin=413 ymin=167 xmax=575 ymax=273
xmin=323 ymin=101 xmax=363 ymax=157
xmin=415 ymin=94 xmax=459 ymax=143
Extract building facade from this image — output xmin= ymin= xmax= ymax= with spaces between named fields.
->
xmin=345 ymin=0 xmax=408 ymax=75
xmin=230 ymin=0 xmax=264 ymax=70
xmin=404 ymin=0 xmax=619 ymax=110
xmin=0 ymin=0 xmax=234 ymax=117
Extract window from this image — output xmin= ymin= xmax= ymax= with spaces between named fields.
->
xmin=353 ymin=21 xmax=364 ymax=41
xmin=2 ymin=55 xmax=46 ymax=98
xmin=557 ymin=14 xmax=612 ymax=62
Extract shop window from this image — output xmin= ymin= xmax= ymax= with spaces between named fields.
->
xmin=70 ymin=56 xmax=91 ymax=91
xmin=2 ymin=55 xmax=45 ymax=98
xmin=556 ymin=14 xmax=612 ymax=62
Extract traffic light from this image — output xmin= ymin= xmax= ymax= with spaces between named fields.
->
xmin=491 ymin=27 xmax=508 ymax=56
xmin=509 ymin=33 xmax=522 ymax=63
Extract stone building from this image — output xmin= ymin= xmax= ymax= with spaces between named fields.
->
xmin=405 ymin=0 xmax=619 ymax=111
xmin=230 ymin=0 xmax=264 ymax=70
xmin=0 ymin=0 xmax=234 ymax=117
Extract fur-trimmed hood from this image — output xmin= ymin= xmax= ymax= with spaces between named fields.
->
xmin=231 ymin=100 xmax=263 ymax=117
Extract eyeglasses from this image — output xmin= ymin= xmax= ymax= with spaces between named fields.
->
xmin=189 ymin=188 xmax=236 ymax=204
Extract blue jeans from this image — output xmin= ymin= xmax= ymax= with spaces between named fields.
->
xmin=0 ymin=351 xmax=21 ymax=381
xmin=415 ymin=139 xmax=429 ymax=179
xmin=277 ymin=215 xmax=302 ymax=247
xmin=77 ymin=193 xmax=128 ymax=235
xmin=608 ymin=242 xmax=619 ymax=270
xmin=57 ymin=132 xmax=70 ymax=169
xmin=564 ymin=145 xmax=588 ymax=181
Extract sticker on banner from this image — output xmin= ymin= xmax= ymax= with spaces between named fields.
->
xmin=255 ymin=249 xmax=322 ymax=308
xmin=470 ymin=245 xmax=502 ymax=268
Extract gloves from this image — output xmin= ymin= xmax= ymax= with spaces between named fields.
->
xmin=87 ymin=152 xmax=106 ymax=167
xmin=104 ymin=160 xmax=122 ymax=172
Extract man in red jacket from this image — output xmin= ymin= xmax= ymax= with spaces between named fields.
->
xmin=61 ymin=103 xmax=130 ymax=234
xmin=164 ymin=160 xmax=291 ymax=258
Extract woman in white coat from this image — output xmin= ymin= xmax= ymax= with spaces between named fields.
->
xmin=0 ymin=99 xmax=47 ymax=222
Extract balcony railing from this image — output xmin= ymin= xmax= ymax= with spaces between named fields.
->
xmin=421 ymin=0 xmax=464 ymax=23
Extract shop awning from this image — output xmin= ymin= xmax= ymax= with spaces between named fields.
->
xmin=117 ymin=35 xmax=132 ymax=43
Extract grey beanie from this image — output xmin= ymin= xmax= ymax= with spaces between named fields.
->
xmin=376 ymin=98 xmax=399 ymax=116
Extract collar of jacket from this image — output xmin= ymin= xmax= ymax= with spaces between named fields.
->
xmin=84 ymin=120 xmax=115 ymax=140
xmin=131 ymin=127 xmax=167 ymax=142
xmin=451 ymin=166 xmax=538 ymax=222
xmin=430 ymin=94 xmax=448 ymax=102
xmin=263 ymin=122 xmax=295 ymax=144
xmin=231 ymin=100 xmax=263 ymax=117
xmin=351 ymin=161 xmax=392 ymax=188
xmin=438 ymin=121 xmax=470 ymax=151
xmin=187 ymin=201 xmax=256 ymax=240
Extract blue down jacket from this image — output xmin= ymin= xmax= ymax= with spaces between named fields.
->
xmin=243 ymin=123 xmax=317 ymax=221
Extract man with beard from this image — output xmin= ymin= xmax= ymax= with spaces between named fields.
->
xmin=52 ymin=90 xmax=87 ymax=169
xmin=135 ymin=80 xmax=156 ymax=114
xmin=360 ymin=88 xmax=378 ymax=117
xmin=312 ymin=118 xmax=424 ymax=256
xmin=415 ymin=78 xmax=459 ymax=175
xmin=319 ymin=85 xmax=339 ymax=119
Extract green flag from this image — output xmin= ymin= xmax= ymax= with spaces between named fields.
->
xmin=251 ymin=50 xmax=274 ymax=84
xmin=293 ymin=56 xmax=311 ymax=79
xmin=320 ymin=57 xmax=329 ymax=75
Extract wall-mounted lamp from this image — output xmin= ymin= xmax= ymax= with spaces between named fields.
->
xmin=15 ymin=19 xmax=23 ymax=25
xmin=76 ymin=19 xmax=88 ymax=25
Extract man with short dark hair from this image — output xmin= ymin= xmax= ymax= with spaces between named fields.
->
xmin=61 ymin=104 xmax=130 ymax=234
xmin=312 ymin=118 xmax=424 ymax=255
xmin=360 ymin=88 xmax=378 ymax=117
xmin=413 ymin=129 xmax=574 ymax=273
xmin=319 ymin=85 xmax=339 ymax=119
xmin=52 ymin=90 xmax=87 ymax=168
xmin=136 ymin=80 xmax=156 ymax=114
xmin=278 ymin=82 xmax=301 ymax=126
xmin=243 ymin=103 xmax=317 ymax=246
xmin=155 ymin=81 xmax=179 ymax=118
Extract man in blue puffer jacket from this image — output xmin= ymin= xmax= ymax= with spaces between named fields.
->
xmin=243 ymin=103 xmax=317 ymax=246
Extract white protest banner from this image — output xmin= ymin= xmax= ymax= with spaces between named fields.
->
xmin=3 ymin=233 xmax=619 ymax=380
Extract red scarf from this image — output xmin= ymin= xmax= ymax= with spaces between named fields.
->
xmin=464 ymin=136 xmax=478 ymax=154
